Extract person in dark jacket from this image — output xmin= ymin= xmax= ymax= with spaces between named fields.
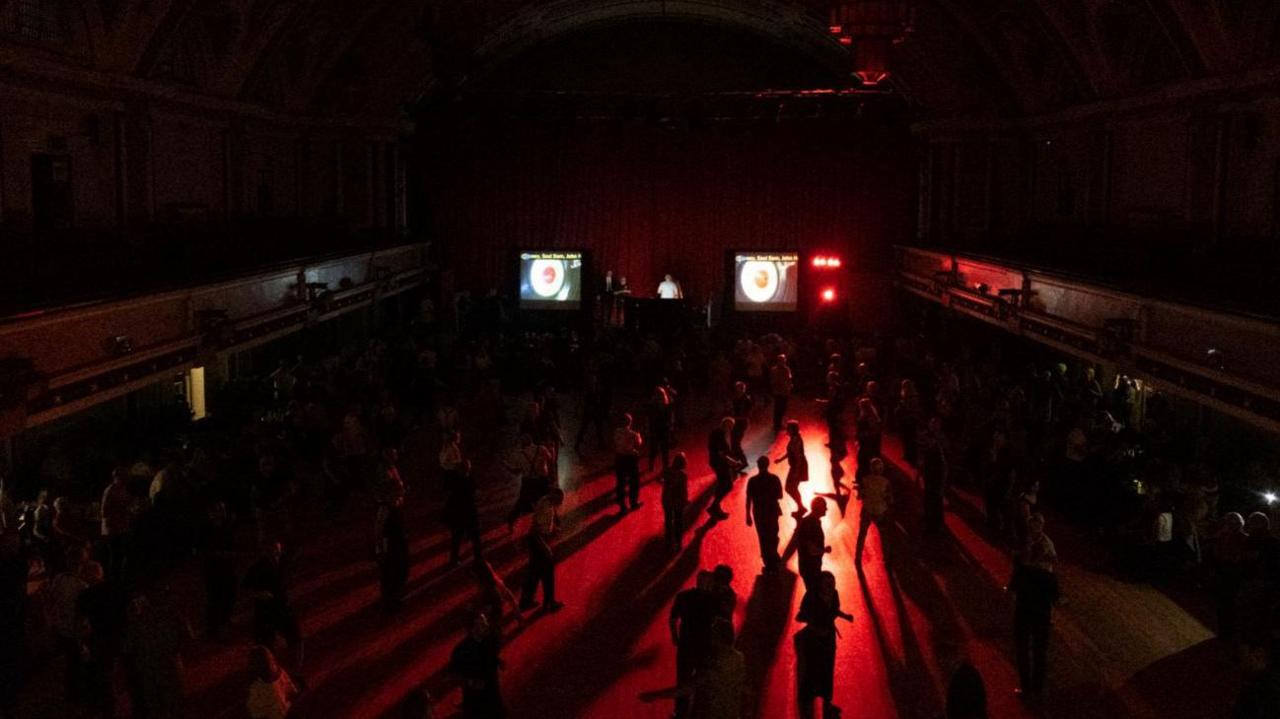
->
xmin=662 ymin=453 xmax=690 ymax=552
xmin=449 ymin=612 xmax=505 ymax=719
xmin=795 ymin=571 xmax=852 ymax=718
xmin=745 ymin=456 xmax=783 ymax=574
xmin=1011 ymin=514 xmax=1059 ymax=698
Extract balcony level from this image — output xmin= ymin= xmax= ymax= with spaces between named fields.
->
xmin=896 ymin=245 xmax=1280 ymax=435
xmin=0 ymin=237 xmax=428 ymax=438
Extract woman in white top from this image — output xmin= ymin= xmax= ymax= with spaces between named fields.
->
xmin=247 ymin=644 xmax=299 ymax=719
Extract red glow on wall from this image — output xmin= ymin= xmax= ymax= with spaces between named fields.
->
xmin=839 ymin=36 xmax=854 ymax=46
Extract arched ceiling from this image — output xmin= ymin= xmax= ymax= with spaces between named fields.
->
xmin=3 ymin=0 xmax=1280 ymax=123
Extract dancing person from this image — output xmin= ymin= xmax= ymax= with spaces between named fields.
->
xmin=690 ymin=618 xmax=746 ymax=719
xmin=662 ymin=453 xmax=690 ymax=552
xmin=520 ymin=488 xmax=564 ymax=612
xmin=1011 ymin=514 xmax=1059 ymax=699
xmin=648 ymin=385 xmax=675 ymax=472
xmin=670 ymin=571 xmax=717 ymax=719
xmin=770 ymin=354 xmax=794 ymax=432
xmin=896 ymin=379 xmax=922 ymax=467
xmin=920 ymin=417 xmax=949 ymax=535
xmin=376 ymin=494 xmax=410 ymax=613
xmin=200 ymin=501 xmax=237 ymax=639
xmin=100 ymin=467 xmax=133 ymax=581
xmin=449 ymin=612 xmax=505 ymax=719
xmin=854 ymin=398 xmax=882 ymax=482
xmin=729 ymin=381 xmax=753 ymax=468
xmin=505 ymin=434 xmax=553 ymax=532
xmin=707 ymin=418 xmax=740 ymax=520
xmin=795 ymin=571 xmax=852 ymax=718
xmin=574 ymin=371 xmax=610 ymax=454
xmin=855 ymin=458 xmax=892 ymax=566
xmin=745 ymin=456 xmax=784 ymax=574
xmin=614 ymin=413 xmax=644 ymax=514
xmin=776 ymin=420 xmax=809 ymax=518
xmin=243 ymin=539 xmax=305 ymax=674
xmin=246 ymin=645 xmax=300 ymax=719
xmin=946 ymin=662 xmax=988 ymax=719
xmin=789 ymin=498 xmax=831 ymax=591
xmin=445 ymin=460 xmax=483 ymax=566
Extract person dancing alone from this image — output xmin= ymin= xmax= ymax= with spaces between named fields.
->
xmin=776 ymin=420 xmax=809 ymax=518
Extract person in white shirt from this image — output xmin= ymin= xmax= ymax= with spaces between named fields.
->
xmin=657 ymin=274 xmax=682 ymax=300
xmin=855 ymin=458 xmax=892 ymax=565
xmin=612 ymin=413 xmax=644 ymax=513
xmin=519 ymin=488 xmax=565 ymax=612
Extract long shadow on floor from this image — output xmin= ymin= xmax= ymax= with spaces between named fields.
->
xmin=737 ymin=570 xmax=799 ymax=716
xmin=505 ymin=513 xmax=720 ymax=717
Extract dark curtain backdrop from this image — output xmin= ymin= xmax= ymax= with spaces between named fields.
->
xmin=422 ymin=117 xmax=914 ymax=318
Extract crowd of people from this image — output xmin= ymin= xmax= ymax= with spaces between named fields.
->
xmin=0 ymin=294 xmax=1277 ymax=719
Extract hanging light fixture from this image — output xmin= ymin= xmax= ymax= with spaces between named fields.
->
xmin=828 ymin=1 xmax=915 ymax=87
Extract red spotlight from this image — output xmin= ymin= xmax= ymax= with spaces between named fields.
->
xmin=821 ymin=287 xmax=837 ymax=303
xmin=828 ymin=257 xmax=842 ymax=268
xmin=812 ymin=256 xmax=828 ymax=268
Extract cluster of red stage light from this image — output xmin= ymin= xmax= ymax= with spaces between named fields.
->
xmin=811 ymin=254 xmax=843 ymax=304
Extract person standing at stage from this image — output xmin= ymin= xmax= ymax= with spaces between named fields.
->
xmin=729 ymin=381 xmax=753 ymax=469
xmin=776 ymin=420 xmax=810 ymax=518
xmin=746 ymin=456 xmax=784 ymax=574
xmin=855 ymin=458 xmax=892 ymax=566
xmin=1011 ymin=514 xmax=1059 ymax=699
xmin=795 ymin=570 xmax=853 ymax=719
xmin=613 ymin=413 xmax=644 ymax=514
xmin=707 ymin=418 xmax=739 ymax=520
xmin=662 ymin=453 xmax=690 ymax=552
xmin=657 ymin=274 xmax=683 ymax=300
xmin=243 ymin=540 xmax=304 ymax=675
xmin=789 ymin=498 xmax=831 ymax=591
xmin=520 ymin=488 xmax=564 ymax=613
xmin=770 ymin=355 xmax=794 ymax=433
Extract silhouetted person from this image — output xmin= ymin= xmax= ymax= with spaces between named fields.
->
xmin=520 ymin=488 xmax=564 ymax=612
xmin=745 ymin=456 xmax=783 ymax=573
xmin=574 ymin=371 xmax=610 ymax=453
xmin=200 ymin=501 xmax=237 ymax=639
xmin=449 ymin=612 xmax=505 ymax=719
xmin=855 ymin=458 xmax=892 ymax=566
xmin=614 ymin=413 xmax=644 ymax=514
xmin=670 ymin=571 xmax=717 ymax=719
xmin=729 ymin=381 xmax=753 ymax=467
xmin=648 ymin=385 xmax=675 ymax=471
xmin=445 ymin=459 xmax=483 ymax=566
xmin=707 ymin=418 xmax=739 ymax=519
xmin=1011 ymin=514 xmax=1058 ymax=698
xmin=376 ymin=495 xmax=410 ymax=613
xmin=776 ymin=420 xmax=809 ymax=518
xmin=920 ymin=417 xmax=949 ymax=534
xmin=853 ymin=397 xmax=882 ymax=482
xmin=790 ymin=498 xmax=831 ymax=591
xmin=662 ymin=453 xmax=690 ymax=552
xmin=243 ymin=539 xmax=304 ymax=673
xmin=946 ymin=662 xmax=988 ymax=719
xmin=1235 ymin=639 xmax=1280 ymax=719
xmin=770 ymin=355 xmax=793 ymax=432
xmin=795 ymin=571 xmax=852 ymax=718
xmin=100 ymin=467 xmax=133 ymax=581
xmin=712 ymin=564 xmax=737 ymax=621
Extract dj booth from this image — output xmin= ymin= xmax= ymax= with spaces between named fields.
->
xmin=601 ymin=295 xmax=703 ymax=334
